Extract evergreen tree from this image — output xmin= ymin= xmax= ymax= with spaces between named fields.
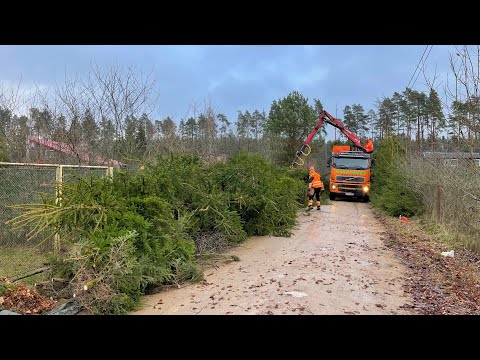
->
xmin=185 ymin=117 xmax=197 ymax=141
xmin=366 ymin=109 xmax=378 ymax=140
xmin=343 ymin=105 xmax=356 ymax=133
xmin=426 ymin=88 xmax=446 ymax=149
xmin=265 ymin=90 xmax=317 ymax=164
xmin=160 ymin=116 xmax=176 ymax=138
xmin=217 ymin=113 xmax=230 ymax=139
xmin=82 ymin=109 xmax=99 ymax=153
xmin=136 ymin=115 xmax=147 ymax=157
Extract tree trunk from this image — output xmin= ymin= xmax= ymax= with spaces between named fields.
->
xmin=12 ymin=266 xmax=52 ymax=282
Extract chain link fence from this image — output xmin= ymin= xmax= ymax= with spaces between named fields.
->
xmin=0 ymin=162 xmax=112 ymax=280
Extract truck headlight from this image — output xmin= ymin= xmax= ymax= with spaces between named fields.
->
xmin=363 ymin=186 xmax=369 ymax=193
xmin=332 ymin=184 xmax=336 ymax=190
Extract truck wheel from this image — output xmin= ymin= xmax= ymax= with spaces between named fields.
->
xmin=363 ymin=195 xmax=370 ymax=203
xmin=329 ymin=193 xmax=336 ymax=201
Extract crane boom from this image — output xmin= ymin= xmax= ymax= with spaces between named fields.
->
xmin=290 ymin=110 xmax=373 ymax=167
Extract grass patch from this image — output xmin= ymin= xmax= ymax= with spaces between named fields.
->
xmin=0 ymin=246 xmax=50 ymax=285
xmin=416 ymin=217 xmax=480 ymax=252
xmin=0 ymin=282 xmax=17 ymax=296
xmin=418 ymin=219 xmax=444 ymax=236
xmin=374 ymin=208 xmax=480 ymax=314
xmin=376 ymin=208 xmax=480 ymax=254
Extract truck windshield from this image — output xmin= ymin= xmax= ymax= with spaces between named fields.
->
xmin=333 ymin=157 xmax=369 ymax=170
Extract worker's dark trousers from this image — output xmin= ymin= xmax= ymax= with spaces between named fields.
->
xmin=308 ymin=187 xmax=322 ymax=206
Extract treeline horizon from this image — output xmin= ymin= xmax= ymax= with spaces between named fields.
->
xmin=1 ymin=62 xmax=479 ymax=166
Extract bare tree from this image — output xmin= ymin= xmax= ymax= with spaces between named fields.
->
xmin=50 ymin=63 xmax=160 ymax=164
xmin=84 ymin=62 xmax=159 ymax=138
xmin=424 ymin=45 xmax=480 ymax=154
xmin=417 ymin=45 xmax=480 ymax=247
xmin=0 ymin=77 xmax=32 ymax=115
xmin=0 ymin=78 xmax=42 ymax=161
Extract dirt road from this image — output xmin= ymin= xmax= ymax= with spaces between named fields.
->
xmin=134 ymin=200 xmax=413 ymax=315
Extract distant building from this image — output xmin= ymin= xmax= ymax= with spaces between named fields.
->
xmin=422 ymin=151 xmax=480 ymax=167
xmin=27 ymin=137 xmax=126 ymax=168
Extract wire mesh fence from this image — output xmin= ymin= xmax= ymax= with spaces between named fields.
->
xmin=0 ymin=162 xmax=111 ymax=280
xmin=406 ymin=156 xmax=480 ymax=250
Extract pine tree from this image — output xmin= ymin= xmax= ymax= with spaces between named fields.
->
xmin=217 ymin=113 xmax=230 ymax=139
xmin=0 ymin=135 xmax=8 ymax=161
xmin=160 ymin=116 xmax=177 ymax=138
xmin=375 ymin=97 xmax=395 ymax=139
xmin=9 ymin=115 xmax=29 ymax=161
xmin=123 ymin=115 xmax=138 ymax=158
xmin=313 ymin=99 xmax=326 ymax=137
xmin=236 ymin=111 xmax=248 ymax=140
xmin=53 ymin=115 xmax=67 ymax=142
xmin=352 ymin=104 xmax=369 ymax=138
xmin=402 ymin=88 xmax=417 ymax=140
xmin=426 ymin=89 xmax=446 ymax=149
xmin=185 ymin=117 xmax=197 ymax=141
xmin=99 ymin=116 xmax=115 ymax=159
xmin=179 ymin=119 xmax=186 ymax=140
xmin=30 ymin=107 xmax=53 ymax=138
xmin=251 ymin=110 xmax=261 ymax=140
xmin=391 ymin=92 xmax=406 ymax=136
xmin=145 ymin=118 xmax=156 ymax=142
xmin=0 ymin=107 xmax=12 ymax=139
xmin=343 ymin=105 xmax=356 ymax=133
xmin=416 ymin=92 xmax=428 ymax=148
xmin=449 ymin=100 xmax=467 ymax=146
xmin=366 ymin=110 xmax=378 ymax=140
xmin=136 ymin=116 xmax=147 ymax=157
xmin=82 ymin=109 xmax=99 ymax=162
xmin=265 ymin=91 xmax=317 ymax=164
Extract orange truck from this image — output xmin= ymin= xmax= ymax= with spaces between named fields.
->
xmin=290 ymin=110 xmax=374 ymax=202
xmin=327 ymin=145 xmax=373 ymax=202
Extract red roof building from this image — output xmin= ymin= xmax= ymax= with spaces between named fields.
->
xmin=27 ymin=137 xmax=125 ymax=168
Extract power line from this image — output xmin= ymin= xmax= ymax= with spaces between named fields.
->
xmin=406 ymin=45 xmax=429 ymax=89
xmin=412 ymin=45 xmax=433 ymax=89
xmin=406 ymin=45 xmax=429 ymax=90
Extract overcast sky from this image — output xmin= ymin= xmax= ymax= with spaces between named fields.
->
xmin=0 ymin=45 xmax=455 ymax=139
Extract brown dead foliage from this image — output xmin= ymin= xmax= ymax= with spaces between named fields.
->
xmin=375 ymin=212 xmax=480 ymax=315
xmin=0 ymin=278 xmax=58 ymax=315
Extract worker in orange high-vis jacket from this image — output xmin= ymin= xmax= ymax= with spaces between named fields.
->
xmin=307 ymin=165 xmax=324 ymax=210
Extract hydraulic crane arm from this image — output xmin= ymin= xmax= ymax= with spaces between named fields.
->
xmin=290 ymin=110 xmax=373 ymax=167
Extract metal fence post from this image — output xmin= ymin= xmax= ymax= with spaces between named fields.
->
xmin=0 ymin=162 xmax=111 ymax=279
xmin=54 ymin=165 xmax=63 ymax=254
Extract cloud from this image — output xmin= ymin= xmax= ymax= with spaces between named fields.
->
xmin=0 ymin=45 xmax=456 ymax=128
xmin=286 ymin=66 xmax=329 ymax=88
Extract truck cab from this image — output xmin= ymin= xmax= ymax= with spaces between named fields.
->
xmin=327 ymin=145 xmax=373 ymax=202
